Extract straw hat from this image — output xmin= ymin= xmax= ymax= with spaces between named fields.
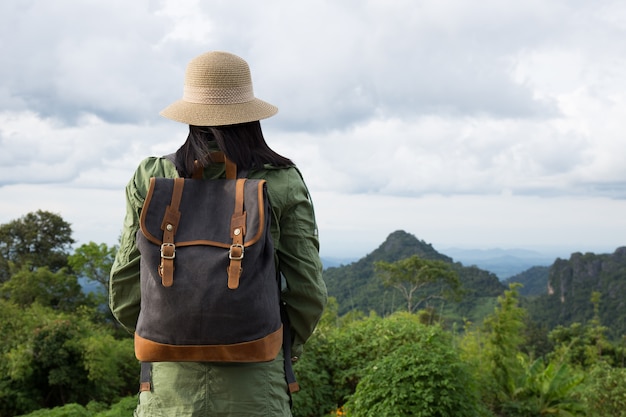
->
xmin=160 ymin=51 xmax=278 ymax=126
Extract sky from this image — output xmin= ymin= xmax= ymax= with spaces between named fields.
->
xmin=1 ymin=0 xmax=625 ymax=260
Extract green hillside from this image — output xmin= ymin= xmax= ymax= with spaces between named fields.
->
xmin=526 ymin=248 xmax=626 ymax=339
xmin=323 ymin=230 xmax=506 ymax=324
xmin=504 ymin=265 xmax=550 ymax=297
xmin=325 ymin=231 xmax=626 ymax=338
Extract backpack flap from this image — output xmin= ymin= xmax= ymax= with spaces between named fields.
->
xmin=140 ymin=177 xmax=268 ymax=283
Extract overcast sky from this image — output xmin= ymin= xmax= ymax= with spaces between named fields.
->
xmin=1 ymin=0 xmax=625 ymax=259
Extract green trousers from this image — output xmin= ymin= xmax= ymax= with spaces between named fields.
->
xmin=134 ymin=352 xmax=292 ymax=416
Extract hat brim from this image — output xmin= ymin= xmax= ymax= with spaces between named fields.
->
xmin=160 ymin=98 xmax=278 ymax=126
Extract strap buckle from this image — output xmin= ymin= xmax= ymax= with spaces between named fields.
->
xmin=229 ymin=243 xmax=244 ymax=260
xmin=160 ymin=242 xmax=176 ymax=260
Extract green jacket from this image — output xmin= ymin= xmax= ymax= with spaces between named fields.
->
xmin=109 ymin=155 xmax=327 ymax=358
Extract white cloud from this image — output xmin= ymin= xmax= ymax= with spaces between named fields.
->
xmin=0 ymin=111 xmax=183 ymax=188
xmin=0 ymin=0 xmax=625 ymax=257
xmin=313 ymin=191 xmax=626 ymax=258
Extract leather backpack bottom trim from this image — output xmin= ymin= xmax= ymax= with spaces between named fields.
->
xmin=134 ymin=325 xmax=283 ymax=363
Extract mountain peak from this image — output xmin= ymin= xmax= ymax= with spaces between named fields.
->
xmin=323 ymin=229 xmax=504 ymax=317
xmin=367 ymin=230 xmax=452 ymax=264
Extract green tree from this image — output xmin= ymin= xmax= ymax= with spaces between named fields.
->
xmin=323 ymin=311 xmax=481 ymax=412
xmin=580 ymin=362 xmax=626 ymax=417
xmin=0 ymin=300 xmax=44 ymax=415
xmin=68 ymin=242 xmax=117 ymax=289
xmin=470 ymin=284 xmax=585 ymax=416
xmin=0 ymin=266 xmax=87 ymax=311
xmin=483 ymin=284 xmax=527 ymax=403
xmin=0 ymin=301 xmax=137 ymax=416
xmin=548 ymin=292 xmax=614 ymax=367
xmin=0 ymin=210 xmax=74 ymax=282
xmin=345 ymin=326 xmax=481 ymax=417
xmin=292 ymin=297 xmax=339 ymax=416
xmin=292 ymin=333 xmax=335 ymax=417
xmin=375 ymin=255 xmax=461 ymax=313
xmin=69 ymin=241 xmax=124 ymax=326
xmin=501 ymin=357 xmax=585 ymax=417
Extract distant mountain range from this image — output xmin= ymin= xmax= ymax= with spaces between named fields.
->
xmin=323 ymin=230 xmax=626 ymax=339
xmin=324 ymin=245 xmax=562 ymax=280
xmin=321 ymin=257 xmax=358 ymax=269
xmin=441 ymin=247 xmax=557 ymax=279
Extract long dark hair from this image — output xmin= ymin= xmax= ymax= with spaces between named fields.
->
xmin=174 ymin=121 xmax=293 ymax=178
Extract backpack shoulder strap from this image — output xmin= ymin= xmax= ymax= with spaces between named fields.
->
xmin=163 ymin=153 xmax=176 ymax=165
xmin=208 ymin=151 xmax=238 ymax=179
xmin=163 ymin=152 xmax=239 ymax=179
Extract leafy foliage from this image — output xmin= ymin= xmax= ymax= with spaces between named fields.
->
xmin=0 ymin=266 xmax=88 ymax=311
xmin=68 ymin=242 xmax=118 ymax=289
xmin=375 ymin=255 xmax=461 ymax=313
xmin=16 ymin=397 xmax=137 ymax=417
xmin=546 ymin=292 xmax=618 ymax=367
xmin=0 ymin=301 xmax=137 ymax=415
xmin=0 ymin=210 xmax=74 ymax=282
xmin=331 ymin=312 xmax=427 ymax=401
xmin=504 ymin=265 xmax=550 ymax=297
xmin=528 ymin=248 xmax=626 ymax=339
xmin=345 ymin=326 xmax=480 ymax=417
xmin=0 ymin=212 xmax=136 ymax=417
xmin=483 ymin=284 xmax=528 ymax=400
xmin=579 ymin=362 xmax=626 ymax=417
xmin=501 ymin=357 xmax=585 ymax=417
xmin=461 ymin=284 xmax=586 ymax=416
xmin=292 ymin=329 xmax=335 ymax=416
xmin=17 ymin=403 xmax=92 ymax=417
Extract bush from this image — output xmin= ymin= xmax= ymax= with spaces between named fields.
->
xmin=16 ymin=397 xmax=137 ymax=417
xmin=16 ymin=403 xmax=91 ymax=417
xmin=0 ymin=301 xmax=137 ymax=416
xmin=292 ymin=336 xmax=335 ymax=417
xmin=330 ymin=312 xmax=429 ymax=402
xmin=93 ymin=396 xmax=137 ymax=417
xmin=579 ymin=363 xmax=626 ymax=417
xmin=345 ymin=326 xmax=480 ymax=417
xmin=292 ymin=299 xmax=340 ymax=417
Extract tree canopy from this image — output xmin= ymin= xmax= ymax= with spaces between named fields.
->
xmin=375 ymin=255 xmax=462 ymax=313
xmin=68 ymin=241 xmax=118 ymax=289
xmin=0 ymin=266 xmax=86 ymax=311
xmin=0 ymin=210 xmax=74 ymax=282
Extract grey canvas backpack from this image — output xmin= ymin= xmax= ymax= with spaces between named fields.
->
xmin=134 ymin=153 xmax=283 ymax=363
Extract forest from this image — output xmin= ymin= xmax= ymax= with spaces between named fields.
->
xmin=1 ymin=211 xmax=626 ymax=416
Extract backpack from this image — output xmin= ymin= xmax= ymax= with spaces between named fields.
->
xmin=134 ymin=153 xmax=283 ymax=363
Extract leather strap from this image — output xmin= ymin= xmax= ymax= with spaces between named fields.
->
xmin=159 ymin=178 xmax=184 ymax=287
xmin=207 ymin=151 xmax=237 ymax=179
xmin=225 ymin=157 xmax=237 ymax=180
xmin=281 ymin=303 xmax=300 ymax=394
xmin=227 ymin=178 xmax=247 ymax=289
xmin=163 ymin=152 xmax=237 ymax=180
xmin=139 ymin=362 xmax=152 ymax=392
xmin=192 ymin=160 xmax=203 ymax=179
xmin=166 ymin=152 xmax=241 ymax=289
